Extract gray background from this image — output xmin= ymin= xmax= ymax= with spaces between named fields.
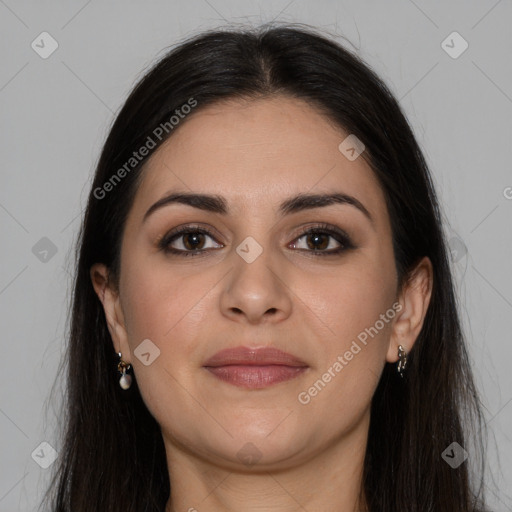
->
xmin=1 ymin=0 xmax=511 ymax=510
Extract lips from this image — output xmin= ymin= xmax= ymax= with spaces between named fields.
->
xmin=204 ymin=346 xmax=307 ymax=367
xmin=203 ymin=346 xmax=308 ymax=389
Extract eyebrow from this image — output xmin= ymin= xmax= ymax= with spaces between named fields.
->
xmin=143 ymin=191 xmax=373 ymax=225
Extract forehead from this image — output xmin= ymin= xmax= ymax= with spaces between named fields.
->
xmin=130 ymin=95 xmax=387 ymax=222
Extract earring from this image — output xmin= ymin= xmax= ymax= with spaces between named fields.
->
xmin=397 ymin=345 xmax=407 ymax=378
xmin=117 ymin=352 xmax=132 ymax=390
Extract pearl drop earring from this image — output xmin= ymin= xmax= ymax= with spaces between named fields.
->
xmin=117 ymin=352 xmax=132 ymax=390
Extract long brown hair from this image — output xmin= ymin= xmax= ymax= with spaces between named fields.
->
xmin=41 ymin=23 xmax=489 ymax=511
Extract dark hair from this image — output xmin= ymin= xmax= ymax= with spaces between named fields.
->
xmin=41 ymin=23 xmax=489 ymax=511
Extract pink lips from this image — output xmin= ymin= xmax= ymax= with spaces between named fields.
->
xmin=203 ymin=346 xmax=308 ymax=389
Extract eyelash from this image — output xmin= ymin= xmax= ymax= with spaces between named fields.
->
xmin=158 ymin=223 xmax=355 ymax=258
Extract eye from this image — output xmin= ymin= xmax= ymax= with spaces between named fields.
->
xmin=289 ymin=223 xmax=354 ymax=256
xmin=158 ymin=223 xmax=354 ymax=258
xmin=158 ymin=225 xmax=223 ymax=256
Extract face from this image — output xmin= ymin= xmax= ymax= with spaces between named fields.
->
xmin=92 ymin=95 xmax=430 ymax=471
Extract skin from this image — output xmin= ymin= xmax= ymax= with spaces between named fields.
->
xmin=91 ymin=95 xmax=433 ymax=512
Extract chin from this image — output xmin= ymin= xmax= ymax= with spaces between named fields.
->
xmin=209 ymin=420 xmax=313 ymax=469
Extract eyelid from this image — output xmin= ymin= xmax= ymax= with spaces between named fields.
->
xmin=290 ymin=222 xmax=354 ymax=253
xmin=158 ymin=222 xmax=355 ymax=256
xmin=158 ymin=224 xmax=223 ymax=253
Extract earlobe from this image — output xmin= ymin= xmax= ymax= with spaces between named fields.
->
xmin=89 ymin=263 xmax=131 ymax=361
xmin=386 ymin=256 xmax=433 ymax=363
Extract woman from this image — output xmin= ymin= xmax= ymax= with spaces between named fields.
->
xmin=42 ymin=24 xmax=489 ymax=511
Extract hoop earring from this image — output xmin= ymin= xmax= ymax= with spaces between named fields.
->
xmin=397 ymin=344 xmax=407 ymax=378
xmin=117 ymin=352 xmax=132 ymax=390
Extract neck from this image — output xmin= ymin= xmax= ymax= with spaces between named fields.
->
xmin=164 ymin=411 xmax=370 ymax=512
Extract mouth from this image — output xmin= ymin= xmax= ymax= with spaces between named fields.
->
xmin=203 ymin=346 xmax=309 ymax=389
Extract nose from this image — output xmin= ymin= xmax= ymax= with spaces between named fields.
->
xmin=220 ymin=247 xmax=293 ymax=325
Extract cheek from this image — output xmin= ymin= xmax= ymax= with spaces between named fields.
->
xmin=119 ymin=254 xmax=223 ymax=387
xmin=120 ymin=249 xmax=207 ymax=339
xmin=294 ymin=257 xmax=396 ymax=406
xmin=297 ymin=256 xmax=396 ymax=344
xmin=118 ymin=260 xmax=209 ymax=420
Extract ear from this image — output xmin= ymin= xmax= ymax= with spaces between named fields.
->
xmin=386 ymin=256 xmax=433 ymax=363
xmin=90 ymin=263 xmax=131 ymax=363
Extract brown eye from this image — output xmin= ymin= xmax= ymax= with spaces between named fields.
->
xmin=182 ymin=232 xmax=206 ymax=250
xmin=159 ymin=226 xmax=224 ymax=256
xmin=289 ymin=224 xmax=354 ymax=256
xmin=305 ymin=232 xmax=330 ymax=251
xmin=292 ymin=231 xmax=343 ymax=252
